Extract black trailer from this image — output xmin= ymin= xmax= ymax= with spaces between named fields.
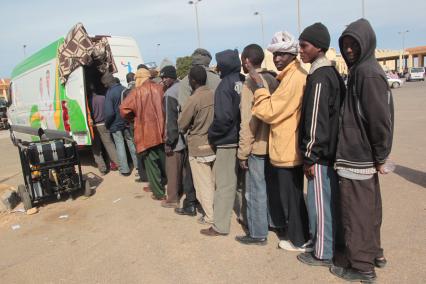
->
xmin=16 ymin=136 xmax=91 ymax=210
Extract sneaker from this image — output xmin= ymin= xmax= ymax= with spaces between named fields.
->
xmin=120 ymin=172 xmax=131 ymax=177
xmin=375 ymin=257 xmax=387 ymax=269
xmin=330 ymin=265 xmax=377 ymax=283
xmin=235 ymin=235 xmax=267 ymax=246
xmin=197 ymin=216 xmax=213 ymax=225
xmin=297 ymin=252 xmax=332 ymax=267
xmin=278 ymin=239 xmax=313 ymax=252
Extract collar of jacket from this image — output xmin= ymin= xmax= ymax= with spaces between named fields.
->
xmin=193 ymin=85 xmax=210 ymax=95
xmin=276 ymin=59 xmax=299 ymax=81
xmin=309 ymin=55 xmax=332 ymax=75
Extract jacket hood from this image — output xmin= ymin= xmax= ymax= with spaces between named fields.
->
xmin=215 ymin=49 xmax=241 ymax=78
xmin=339 ymin=18 xmax=376 ymax=67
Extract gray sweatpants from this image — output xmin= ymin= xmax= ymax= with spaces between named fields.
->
xmin=212 ymin=147 xmax=238 ymax=234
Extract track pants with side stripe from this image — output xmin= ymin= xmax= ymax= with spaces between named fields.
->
xmin=307 ymin=164 xmax=338 ymax=260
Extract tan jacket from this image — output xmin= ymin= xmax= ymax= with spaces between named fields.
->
xmin=178 ymin=86 xmax=215 ymax=157
xmin=237 ymin=72 xmax=271 ymax=160
xmin=252 ymin=60 xmax=307 ymax=167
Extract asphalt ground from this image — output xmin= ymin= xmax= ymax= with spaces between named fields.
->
xmin=0 ymin=80 xmax=425 ymax=283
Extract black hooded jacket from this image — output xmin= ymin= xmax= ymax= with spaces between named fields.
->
xmin=335 ymin=19 xmax=394 ymax=169
xmin=208 ymin=49 xmax=243 ymax=146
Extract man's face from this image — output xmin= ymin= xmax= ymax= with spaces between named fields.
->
xmin=341 ymin=36 xmax=361 ymax=65
xmin=189 ymin=76 xmax=196 ymax=91
xmin=273 ymin=52 xmax=294 ymax=71
xmin=299 ymin=40 xmax=322 ymax=64
xmin=241 ymin=55 xmax=248 ymax=74
xmin=161 ymin=77 xmax=174 ymax=89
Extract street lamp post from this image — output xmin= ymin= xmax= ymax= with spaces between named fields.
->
xmin=188 ymin=0 xmax=202 ymax=48
xmin=156 ymin=43 xmax=161 ymax=65
xmin=253 ymin=12 xmax=265 ymax=48
xmin=23 ymin=44 xmax=27 ymax=58
xmin=297 ymin=0 xmax=301 ymax=35
xmin=398 ymin=30 xmax=409 ymax=73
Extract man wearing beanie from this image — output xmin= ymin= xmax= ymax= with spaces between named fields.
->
xmin=330 ymin=18 xmax=393 ymax=283
xmin=246 ymin=31 xmax=311 ymax=251
xmin=297 ymin=22 xmax=346 ymax=267
xmin=174 ymin=48 xmax=220 ymax=217
xmin=178 ymin=48 xmax=221 ymax=108
xmin=160 ymin=66 xmax=188 ymax=207
xmin=120 ymin=67 xmax=167 ymax=200
xmin=200 ymin=49 xmax=243 ymax=236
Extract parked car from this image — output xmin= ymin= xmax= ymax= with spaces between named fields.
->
xmin=387 ymin=76 xmax=403 ymax=89
xmin=0 ymin=97 xmax=9 ymax=129
xmin=407 ymin=67 xmax=425 ymax=82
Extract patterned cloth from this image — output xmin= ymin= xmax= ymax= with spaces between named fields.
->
xmin=58 ymin=23 xmax=117 ymax=84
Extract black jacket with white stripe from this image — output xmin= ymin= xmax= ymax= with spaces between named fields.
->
xmin=299 ymin=58 xmax=345 ymax=167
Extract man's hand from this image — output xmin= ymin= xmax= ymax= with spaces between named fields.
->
xmin=376 ymin=164 xmax=387 ymax=174
xmin=245 ymin=58 xmax=263 ymax=85
xmin=239 ymin=159 xmax=249 ymax=170
xmin=165 ymin=144 xmax=173 ymax=156
xmin=304 ymin=164 xmax=315 ymax=179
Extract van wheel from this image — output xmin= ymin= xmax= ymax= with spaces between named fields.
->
xmin=83 ymin=179 xmax=92 ymax=197
xmin=18 ymin=184 xmax=33 ymax=210
xmin=392 ymin=82 xmax=400 ymax=88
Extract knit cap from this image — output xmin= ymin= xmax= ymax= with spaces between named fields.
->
xmin=299 ymin=22 xmax=331 ymax=50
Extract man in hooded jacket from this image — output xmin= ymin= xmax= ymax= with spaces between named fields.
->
xmin=200 ymin=49 xmax=243 ymax=236
xmin=330 ymin=19 xmax=394 ymax=283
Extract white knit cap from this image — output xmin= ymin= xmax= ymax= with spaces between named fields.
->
xmin=267 ymin=31 xmax=299 ymax=54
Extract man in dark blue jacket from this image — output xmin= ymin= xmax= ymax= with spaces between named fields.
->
xmin=201 ymin=49 xmax=243 ymax=236
xmin=102 ymin=73 xmax=138 ymax=176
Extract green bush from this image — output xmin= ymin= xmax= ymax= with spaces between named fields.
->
xmin=176 ymin=56 xmax=192 ymax=79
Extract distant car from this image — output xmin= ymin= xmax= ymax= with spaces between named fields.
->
xmin=407 ymin=67 xmax=425 ymax=82
xmin=0 ymin=97 xmax=9 ymax=129
xmin=387 ymin=76 xmax=403 ymax=89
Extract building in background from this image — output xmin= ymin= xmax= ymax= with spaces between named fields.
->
xmin=0 ymin=79 xmax=10 ymax=101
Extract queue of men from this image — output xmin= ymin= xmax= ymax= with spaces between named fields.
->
xmin=88 ymin=18 xmax=393 ymax=283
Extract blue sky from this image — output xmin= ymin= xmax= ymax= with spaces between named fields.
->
xmin=1 ymin=0 xmax=425 ymax=77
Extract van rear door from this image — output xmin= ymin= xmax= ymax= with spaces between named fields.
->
xmin=64 ymin=67 xmax=92 ymax=145
xmin=107 ymin=37 xmax=143 ymax=84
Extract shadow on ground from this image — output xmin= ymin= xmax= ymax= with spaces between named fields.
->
xmin=394 ymin=165 xmax=426 ymax=188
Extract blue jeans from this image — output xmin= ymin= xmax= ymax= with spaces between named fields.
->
xmin=245 ymin=155 xmax=269 ymax=239
xmin=307 ymin=164 xmax=338 ymax=260
xmin=111 ymin=128 xmax=138 ymax=174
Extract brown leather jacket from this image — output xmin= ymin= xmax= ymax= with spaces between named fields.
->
xmin=120 ymin=80 xmax=165 ymax=153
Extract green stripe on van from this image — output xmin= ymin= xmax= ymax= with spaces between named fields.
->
xmin=11 ymin=38 xmax=64 ymax=78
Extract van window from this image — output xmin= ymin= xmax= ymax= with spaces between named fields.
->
xmin=410 ymin=67 xmax=424 ymax=73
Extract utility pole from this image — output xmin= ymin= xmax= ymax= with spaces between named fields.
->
xmin=253 ymin=12 xmax=265 ymax=48
xmin=398 ymin=30 xmax=409 ymax=73
xmin=297 ymin=0 xmax=301 ymax=35
xmin=188 ymin=0 xmax=202 ymax=48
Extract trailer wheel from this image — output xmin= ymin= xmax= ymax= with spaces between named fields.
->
xmin=83 ymin=179 xmax=92 ymax=197
xmin=18 ymin=184 xmax=33 ymax=210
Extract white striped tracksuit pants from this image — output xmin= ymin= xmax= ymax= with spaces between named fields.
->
xmin=307 ymin=164 xmax=338 ymax=260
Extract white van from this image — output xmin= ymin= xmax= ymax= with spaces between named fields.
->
xmin=407 ymin=67 xmax=425 ymax=81
xmin=8 ymin=35 xmax=143 ymax=145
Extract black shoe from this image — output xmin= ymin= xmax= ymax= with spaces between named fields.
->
xmin=297 ymin=252 xmax=332 ymax=267
xmin=120 ymin=172 xmax=131 ymax=177
xmin=235 ymin=235 xmax=267 ymax=246
xmin=330 ymin=265 xmax=377 ymax=283
xmin=174 ymin=206 xmax=197 ymax=216
xmin=375 ymin=257 xmax=387 ymax=269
